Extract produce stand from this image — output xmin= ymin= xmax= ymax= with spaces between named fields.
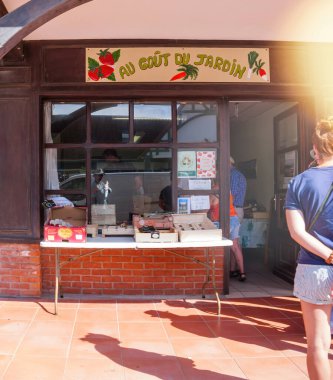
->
xmin=40 ymin=237 xmax=233 ymax=316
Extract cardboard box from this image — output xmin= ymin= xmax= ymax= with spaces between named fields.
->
xmin=91 ymin=204 xmax=116 ymax=225
xmin=134 ymin=227 xmax=178 ymax=243
xmin=44 ymin=207 xmax=87 ymax=242
xmin=132 ymin=214 xmax=173 ymax=229
xmin=172 ymin=213 xmax=222 ymax=242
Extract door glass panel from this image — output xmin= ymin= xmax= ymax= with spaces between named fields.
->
xmin=91 ymin=102 xmax=129 ymax=143
xmin=133 ymin=102 xmax=172 ymax=143
xmin=50 ymin=103 xmax=86 ymax=143
xmin=91 ymin=148 xmax=172 ymax=222
xmin=276 ymin=112 xmax=298 ymax=149
xmin=277 ymin=150 xmax=298 ymax=190
xmin=177 ymin=102 xmax=217 ymax=143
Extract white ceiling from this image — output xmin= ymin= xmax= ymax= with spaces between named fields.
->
xmin=3 ymin=0 xmax=333 ymax=42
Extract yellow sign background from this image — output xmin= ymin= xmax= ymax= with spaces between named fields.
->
xmin=86 ymin=47 xmax=270 ymax=83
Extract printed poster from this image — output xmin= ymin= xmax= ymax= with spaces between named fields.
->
xmin=177 ymin=151 xmax=196 ymax=178
xmin=196 ymin=151 xmax=216 ymax=178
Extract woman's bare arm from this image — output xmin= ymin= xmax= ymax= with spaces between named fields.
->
xmin=286 ymin=209 xmax=332 ymax=261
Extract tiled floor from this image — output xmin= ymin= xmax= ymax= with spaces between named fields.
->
xmin=0 ymin=251 xmax=326 ymax=379
xmin=0 ymin=295 xmax=317 ymax=379
xmin=228 ymin=248 xmax=294 ymax=299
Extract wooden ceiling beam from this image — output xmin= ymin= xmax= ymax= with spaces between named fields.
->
xmin=0 ymin=0 xmax=8 ymax=17
xmin=0 ymin=0 xmax=92 ymax=60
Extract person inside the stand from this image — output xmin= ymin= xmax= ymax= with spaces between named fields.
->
xmin=208 ymin=180 xmax=246 ymax=281
xmin=91 ymin=169 xmax=112 ymax=205
xmin=230 ymin=157 xmax=247 ymax=279
xmin=230 ymin=156 xmax=247 ymax=222
xmin=159 ymin=185 xmax=173 ymax=212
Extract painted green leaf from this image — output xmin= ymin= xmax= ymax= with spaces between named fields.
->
xmin=112 ymin=49 xmax=121 ymax=63
xmin=107 ymin=73 xmax=116 ymax=81
xmin=88 ymin=57 xmax=99 ymax=70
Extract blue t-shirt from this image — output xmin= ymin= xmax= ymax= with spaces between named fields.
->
xmin=285 ymin=166 xmax=333 ymax=265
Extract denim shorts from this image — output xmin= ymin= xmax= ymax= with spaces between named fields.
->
xmin=230 ymin=216 xmax=240 ymax=240
xmin=293 ymin=263 xmax=333 ymax=305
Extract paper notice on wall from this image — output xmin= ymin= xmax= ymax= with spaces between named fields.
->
xmin=177 ymin=151 xmax=197 ymax=178
xmin=190 ymin=195 xmax=210 ymax=210
xmin=196 ymin=151 xmax=216 ymax=178
xmin=188 ymin=179 xmax=211 ymax=190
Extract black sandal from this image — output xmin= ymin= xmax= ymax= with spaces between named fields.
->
xmin=230 ymin=270 xmax=240 ymax=278
xmin=239 ymin=273 xmax=246 ymax=282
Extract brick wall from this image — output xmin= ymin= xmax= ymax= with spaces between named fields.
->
xmin=41 ymin=247 xmax=224 ymax=296
xmin=0 ymin=243 xmax=41 ymax=297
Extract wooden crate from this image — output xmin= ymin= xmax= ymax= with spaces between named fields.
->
xmin=134 ymin=227 xmax=178 ymax=243
xmin=102 ymin=225 xmax=134 ymax=237
xmin=86 ymin=224 xmax=98 ymax=238
xmin=91 ymin=204 xmax=116 ymax=225
xmin=172 ymin=213 xmax=222 ymax=242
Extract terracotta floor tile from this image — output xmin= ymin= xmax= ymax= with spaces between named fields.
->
xmin=26 ymin=320 xmax=74 ymax=337
xmin=72 ymin=321 xmax=120 ymax=339
xmin=117 ymin=308 xmax=160 ymax=322
xmin=235 ymin=356 xmax=308 ymax=380
xmin=0 ymin=335 xmax=24 ymax=355
xmin=75 ymin=308 xmax=118 ymax=323
xmin=0 ymin=320 xmax=30 ymax=335
xmin=162 ymin=321 xmax=215 ymax=339
xmin=16 ymin=333 xmax=72 ymax=357
xmin=123 ymin=356 xmax=184 ymax=380
xmin=120 ymin=338 xmax=175 ymax=359
xmin=235 ymin=304 xmax=288 ymax=319
xmin=170 ymin=336 xmax=231 ymax=359
xmin=206 ymin=319 xmax=263 ymax=338
xmin=179 ymin=357 xmax=248 ymax=379
xmin=0 ymin=355 xmax=12 ymax=378
xmin=3 ymin=355 xmax=66 ymax=380
xmin=221 ymin=336 xmax=284 ymax=358
xmin=266 ymin=335 xmax=307 ymax=357
xmin=78 ymin=300 xmax=117 ymax=309
xmin=69 ymin=333 xmax=122 ymax=359
xmin=34 ymin=307 xmax=78 ymax=322
xmin=64 ymin=357 xmax=125 ymax=380
xmin=119 ymin=321 xmax=168 ymax=340
xmin=198 ymin=307 xmax=245 ymax=322
xmin=0 ymin=306 xmax=38 ymax=321
xmin=254 ymin=317 xmax=305 ymax=337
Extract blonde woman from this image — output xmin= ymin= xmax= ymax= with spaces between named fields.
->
xmin=285 ymin=118 xmax=333 ymax=380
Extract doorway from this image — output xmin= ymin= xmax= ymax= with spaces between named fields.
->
xmin=229 ymin=100 xmax=299 ymax=296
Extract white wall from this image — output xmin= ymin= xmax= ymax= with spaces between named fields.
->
xmin=230 ymin=102 xmax=295 ymax=211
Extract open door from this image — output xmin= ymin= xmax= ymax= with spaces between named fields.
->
xmin=271 ymin=105 xmax=300 ymax=283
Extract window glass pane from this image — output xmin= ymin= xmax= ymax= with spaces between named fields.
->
xmin=134 ymin=102 xmax=172 ymax=143
xmin=177 ymin=102 xmax=217 ymax=143
xmin=44 ymin=148 xmax=86 ymax=188
xmin=50 ymin=103 xmax=86 ymax=143
xmin=91 ymin=102 xmax=129 ymax=143
xmin=177 ymin=149 xmax=217 ymax=189
xmin=91 ymin=148 xmax=172 ymax=223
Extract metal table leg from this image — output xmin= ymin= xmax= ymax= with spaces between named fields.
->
xmin=210 ymin=248 xmax=221 ymax=315
xmin=202 ymin=248 xmax=221 ymax=315
xmin=54 ymin=248 xmax=60 ymax=315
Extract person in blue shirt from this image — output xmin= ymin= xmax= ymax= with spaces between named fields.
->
xmin=230 ymin=157 xmax=247 ymax=222
xmin=285 ymin=118 xmax=333 ymax=380
xmin=230 ymin=157 xmax=247 ymax=280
